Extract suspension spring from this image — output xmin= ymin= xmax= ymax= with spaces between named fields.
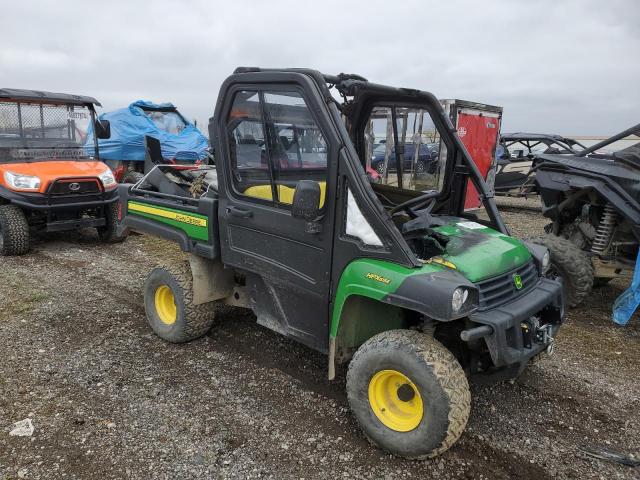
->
xmin=591 ymin=204 xmax=617 ymax=254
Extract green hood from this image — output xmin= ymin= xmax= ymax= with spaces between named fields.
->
xmin=432 ymin=220 xmax=531 ymax=282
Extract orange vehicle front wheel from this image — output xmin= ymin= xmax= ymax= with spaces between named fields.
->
xmin=0 ymin=205 xmax=30 ymax=256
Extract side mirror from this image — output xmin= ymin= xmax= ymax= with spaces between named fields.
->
xmin=292 ymin=180 xmax=321 ymax=223
xmin=95 ymin=119 xmax=111 ymax=139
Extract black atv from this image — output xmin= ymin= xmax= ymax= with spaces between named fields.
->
xmin=531 ymin=123 xmax=640 ymax=308
xmin=495 ymin=133 xmax=586 ymax=197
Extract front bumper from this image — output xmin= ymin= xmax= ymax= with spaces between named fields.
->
xmin=1 ymin=184 xmax=118 ymax=232
xmin=463 ymin=277 xmax=564 ymax=377
xmin=1 ymin=184 xmax=118 ymax=211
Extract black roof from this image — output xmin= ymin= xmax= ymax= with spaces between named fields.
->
xmin=0 ymin=88 xmax=101 ymax=106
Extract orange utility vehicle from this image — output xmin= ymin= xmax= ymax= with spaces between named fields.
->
xmin=0 ymin=88 xmax=121 ymax=255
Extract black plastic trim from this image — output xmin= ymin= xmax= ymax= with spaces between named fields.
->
xmin=1 ymin=184 xmax=118 ymax=211
xmin=468 ymin=277 xmax=563 ymax=372
xmin=384 ymin=269 xmax=479 ymax=321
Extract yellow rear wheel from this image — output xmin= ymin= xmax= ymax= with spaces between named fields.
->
xmin=144 ymin=263 xmax=216 ymax=343
xmin=368 ymin=369 xmax=424 ymax=432
xmin=154 ymin=285 xmax=177 ymax=325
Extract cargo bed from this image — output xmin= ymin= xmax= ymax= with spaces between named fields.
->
xmin=117 ymin=165 xmax=220 ymax=259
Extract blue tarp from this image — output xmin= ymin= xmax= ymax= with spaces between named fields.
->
xmin=612 ymin=247 xmax=640 ymax=326
xmin=87 ymin=100 xmax=209 ymax=162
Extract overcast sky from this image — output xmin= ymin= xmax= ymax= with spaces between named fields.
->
xmin=1 ymin=0 xmax=638 ymax=136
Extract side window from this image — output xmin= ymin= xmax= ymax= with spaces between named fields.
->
xmin=227 ymin=91 xmax=271 ymax=201
xmin=263 ymin=92 xmax=328 ymax=207
xmin=227 ymin=90 xmax=328 ymax=207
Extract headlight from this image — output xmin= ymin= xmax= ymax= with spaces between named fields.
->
xmin=523 ymin=241 xmax=552 ymax=275
xmin=542 ymin=250 xmax=551 ymax=273
xmin=452 ymin=287 xmax=470 ymax=313
xmin=4 ymin=171 xmax=41 ymax=190
xmin=98 ymin=168 xmax=117 ymax=189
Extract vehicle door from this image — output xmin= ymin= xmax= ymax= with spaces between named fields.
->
xmin=215 ymin=75 xmax=338 ymax=352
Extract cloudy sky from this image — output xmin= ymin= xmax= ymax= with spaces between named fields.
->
xmin=1 ymin=0 xmax=638 ymax=136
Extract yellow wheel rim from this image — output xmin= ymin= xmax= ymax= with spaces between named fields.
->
xmin=154 ymin=285 xmax=177 ymax=325
xmin=368 ymin=369 xmax=424 ymax=432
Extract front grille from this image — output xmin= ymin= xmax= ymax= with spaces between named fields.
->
xmin=476 ymin=260 xmax=539 ymax=310
xmin=49 ymin=178 xmax=102 ymax=195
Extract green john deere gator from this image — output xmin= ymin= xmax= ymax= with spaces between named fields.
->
xmin=116 ymin=68 xmax=564 ymax=458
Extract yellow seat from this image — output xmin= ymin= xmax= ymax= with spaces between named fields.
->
xmin=244 ymin=182 xmax=326 ymax=208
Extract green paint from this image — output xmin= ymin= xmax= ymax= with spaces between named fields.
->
xmin=330 ymin=222 xmax=533 ymax=340
xmin=330 ymin=258 xmax=444 ymax=337
xmin=128 ymin=201 xmax=209 ymax=242
xmin=432 ymin=223 xmax=531 ymax=282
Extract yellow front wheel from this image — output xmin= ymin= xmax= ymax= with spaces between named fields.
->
xmin=346 ymin=330 xmax=471 ymax=459
xmin=368 ymin=369 xmax=424 ymax=432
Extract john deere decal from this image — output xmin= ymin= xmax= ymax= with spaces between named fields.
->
xmin=513 ymin=273 xmax=524 ymax=290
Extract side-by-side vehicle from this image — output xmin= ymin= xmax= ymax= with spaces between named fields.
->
xmin=0 ymin=88 xmax=122 ymax=255
xmin=531 ymin=124 xmax=640 ymax=316
xmin=494 ymin=132 xmax=586 ymax=196
xmin=117 ymin=68 xmax=564 ymax=458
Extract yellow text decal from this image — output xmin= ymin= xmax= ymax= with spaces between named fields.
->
xmin=366 ymin=273 xmax=391 ymax=284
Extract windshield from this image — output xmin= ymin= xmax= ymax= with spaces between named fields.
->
xmin=143 ymin=109 xmax=188 ymax=135
xmin=0 ymin=101 xmax=97 ymax=162
xmin=364 ymin=106 xmax=446 ymax=192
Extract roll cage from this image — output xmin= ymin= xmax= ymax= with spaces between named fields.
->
xmin=231 ymin=68 xmax=508 ymax=236
xmin=500 ymin=133 xmax=586 ymax=156
xmin=0 ymin=88 xmax=103 ymax=162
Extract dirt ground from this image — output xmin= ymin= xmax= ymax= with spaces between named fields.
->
xmin=1 ymin=196 xmax=639 ymax=480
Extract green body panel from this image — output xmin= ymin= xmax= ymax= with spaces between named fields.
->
xmin=127 ymin=201 xmax=209 ymax=241
xmin=432 ymin=222 xmax=531 ymax=282
xmin=330 ymin=221 xmax=532 ymax=339
xmin=330 ymin=258 xmax=444 ymax=337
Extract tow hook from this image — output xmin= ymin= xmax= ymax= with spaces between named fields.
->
xmin=538 ymin=323 xmax=556 ymax=355
xmin=537 ymin=323 xmax=553 ymax=344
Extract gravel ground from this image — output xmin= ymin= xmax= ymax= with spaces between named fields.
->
xmin=1 ymin=196 xmax=639 ymax=479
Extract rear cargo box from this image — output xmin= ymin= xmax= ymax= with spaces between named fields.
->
xmin=117 ymin=170 xmax=220 ymax=259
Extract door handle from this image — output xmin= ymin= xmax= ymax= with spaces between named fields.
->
xmin=226 ymin=206 xmax=253 ymax=218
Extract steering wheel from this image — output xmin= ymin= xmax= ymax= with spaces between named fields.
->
xmin=389 ymin=190 xmax=440 ymax=219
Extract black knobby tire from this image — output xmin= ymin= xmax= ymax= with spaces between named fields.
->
xmin=0 ymin=205 xmax=30 ymax=256
xmin=97 ymin=202 xmax=127 ymax=243
xmin=144 ymin=262 xmax=216 ymax=343
xmin=530 ymin=234 xmax=593 ymax=308
xmin=121 ymin=170 xmax=144 ymax=184
xmin=346 ymin=330 xmax=470 ymax=459
xmin=376 ymin=163 xmax=386 ymax=175
xmin=415 ymin=160 xmax=426 ymax=174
